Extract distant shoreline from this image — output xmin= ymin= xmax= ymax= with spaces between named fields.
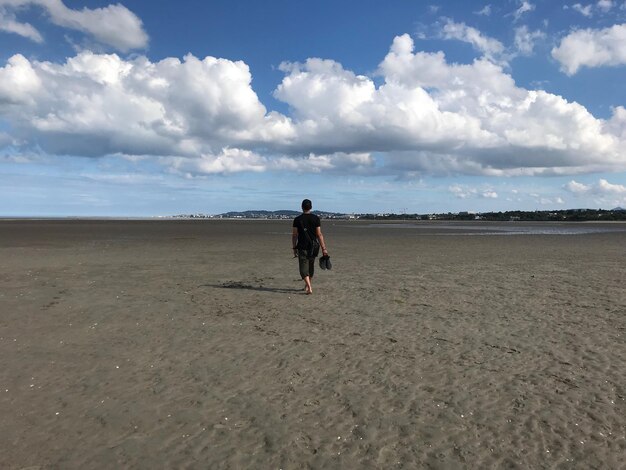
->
xmin=2 ymin=216 xmax=626 ymax=224
xmin=2 ymin=207 xmax=626 ymax=223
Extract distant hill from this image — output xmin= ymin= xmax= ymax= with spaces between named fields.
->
xmin=217 ymin=210 xmax=349 ymax=219
xmin=220 ymin=210 xmax=298 ymax=218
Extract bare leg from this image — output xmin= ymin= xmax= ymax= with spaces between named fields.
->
xmin=304 ymin=276 xmax=312 ymax=294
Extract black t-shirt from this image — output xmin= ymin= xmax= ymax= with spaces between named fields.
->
xmin=293 ymin=213 xmax=321 ymax=250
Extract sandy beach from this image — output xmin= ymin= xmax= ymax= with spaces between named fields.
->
xmin=1 ymin=219 xmax=624 ymax=469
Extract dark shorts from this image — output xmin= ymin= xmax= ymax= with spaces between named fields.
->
xmin=297 ymin=250 xmax=315 ymax=279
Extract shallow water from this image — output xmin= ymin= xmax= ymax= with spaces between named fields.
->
xmin=356 ymin=222 xmax=626 ymax=236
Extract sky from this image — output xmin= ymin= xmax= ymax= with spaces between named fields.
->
xmin=1 ymin=0 xmax=626 ymax=216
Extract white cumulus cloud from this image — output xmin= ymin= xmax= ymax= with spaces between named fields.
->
xmin=572 ymin=3 xmax=594 ymax=17
xmin=1 ymin=33 xmax=626 ymax=177
xmin=552 ymin=23 xmax=626 ymax=74
xmin=597 ymin=178 xmax=626 ymax=193
xmin=597 ymin=0 xmax=614 ymax=12
xmin=164 ymin=150 xmax=374 ymax=176
xmin=449 ymin=185 xmax=498 ymax=199
xmin=166 ymin=148 xmax=268 ymax=175
xmin=513 ymin=1 xmax=535 ymax=21
xmin=565 ymin=179 xmax=626 ymax=194
xmin=564 ymin=180 xmax=591 ymax=193
xmin=474 ymin=5 xmax=492 ymax=16
xmin=0 ymin=9 xmax=43 ymax=42
xmin=564 ymin=178 xmax=626 ymax=207
xmin=568 ymin=1 xmax=615 ymax=16
xmin=514 ymin=25 xmax=545 ymax=55
xmin=441 ymin=19 xmax=506 ymax=62
xmin=0 ymin=0 xmax=148 ymax=51
xmin=370 ymin=35 xmax=623 ymax=174
xmin=449 ymin=184 xmax=473 ymax=199
xmin=0 ymin=51 xmax=292 ymax=162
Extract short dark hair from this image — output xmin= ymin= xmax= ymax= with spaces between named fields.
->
xmin=301 ymin=199 xmax=312 ymax=211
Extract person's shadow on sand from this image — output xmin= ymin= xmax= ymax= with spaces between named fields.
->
xmin=200 ymin=282 xmax=303 ymax=294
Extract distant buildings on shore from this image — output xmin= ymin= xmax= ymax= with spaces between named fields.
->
xmin=172 ymin=210 xmax=352 ymax=220
xmin=171 ymin=208 xmax=626 ymax=222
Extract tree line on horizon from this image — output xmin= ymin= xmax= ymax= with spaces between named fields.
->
xmin=358 ymin=208 xmax=626 ymax=222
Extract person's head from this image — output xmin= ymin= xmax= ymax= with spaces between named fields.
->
xmin=301 ymin=199 xmax=312 ymax=212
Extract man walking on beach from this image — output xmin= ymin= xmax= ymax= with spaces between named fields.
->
xmin=292 ymin=199 xmax=329 ymax=295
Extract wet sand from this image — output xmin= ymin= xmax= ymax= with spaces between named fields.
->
xmin=1 ymin=219 xmax=625 ymax=469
